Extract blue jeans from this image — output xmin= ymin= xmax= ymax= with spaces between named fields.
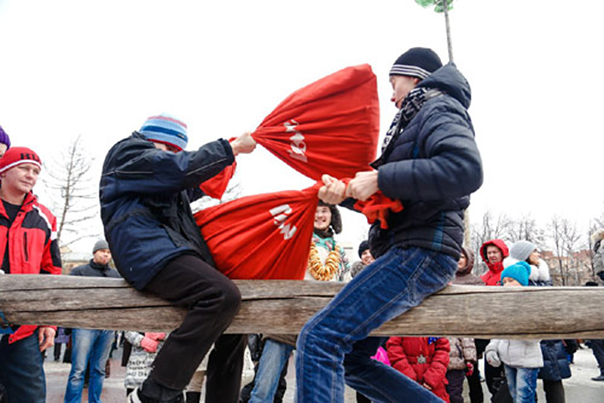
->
xmin=296 ymin=246 xmax=455 ymax=402
xmin=64 ymin=328 xmax=115 ymax=403
xmin=0 ymin=331 xmax=46 ymax=402
xmin=249 ymin=339 xmax=295 ymax=403
xmin=504 ymin=365 xmax=539 ymax=403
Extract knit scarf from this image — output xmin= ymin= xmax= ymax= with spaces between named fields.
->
xmin=380 ymin=87 xmax=444 ymax=153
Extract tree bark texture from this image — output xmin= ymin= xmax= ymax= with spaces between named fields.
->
xmin=1 ymin=275 xmax=602 ymax=339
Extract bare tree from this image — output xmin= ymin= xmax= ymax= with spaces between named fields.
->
xmin=508 ymin=214 xmax=546 ymax=249
xmin=41 ymin=135 xmax=100 ymax=247
xmin=548 ymin=216 xmax=582 ymax=285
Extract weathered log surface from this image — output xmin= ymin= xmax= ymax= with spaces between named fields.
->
xmin=1 ymin=275 xmax=602 ymax=339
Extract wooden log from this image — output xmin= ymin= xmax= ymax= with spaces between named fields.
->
xmin=1 ymin=275 xmax=602 ymax=339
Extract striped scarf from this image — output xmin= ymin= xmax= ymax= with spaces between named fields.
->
xmin=381 ymin=87 xmax=444 ymax=153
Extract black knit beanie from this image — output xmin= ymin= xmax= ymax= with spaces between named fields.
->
xmin=358 ymin=240 xmax=370 ymax=258
xmin=390 ymin=47 xmax=443 ymax=80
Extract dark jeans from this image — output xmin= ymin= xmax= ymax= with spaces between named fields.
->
xmin=542 ymin=379 xmax=565 ymax=403
xmin=0 ymin=331 xmax=46 ymax=402
xmin=143 ymin=254 xmax=246 ymax=402
xmin=466 ymin=363 xmax=484 ymax=403
xmin=590 ymin=339 xmax=604 ymax=375
xmin=485 ymin=357 xmax=506 ymax=396
xmin=446 ymin=369 xmax=465 ymax=403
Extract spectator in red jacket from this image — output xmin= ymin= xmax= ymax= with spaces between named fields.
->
xmin=0 ymin=147 xmax=62 ymax=402
xmin=386 ymin=336 xmax=451 ymax=402
xmin=479 ymin=239 xmax=509 ymax=286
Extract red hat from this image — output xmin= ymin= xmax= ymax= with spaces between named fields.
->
xmin=0 ymin=147 xmax=42 ymax=174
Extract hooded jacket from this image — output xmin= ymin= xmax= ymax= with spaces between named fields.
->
xmin=386 ymin=336 xmax=451 ymax=402
xmin=0 ymin=192 xmax=62 ymax=344
xmin=479 ymin=239 xmax=509 ymax=286
xmin=453 ymin=247 xmax=483 ymax=285
xmin=369 ymin=63 xmax=483 ymax=260
xmin=99 ymin=132 xmax=234 ymax=290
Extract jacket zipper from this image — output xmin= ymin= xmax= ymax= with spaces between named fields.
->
xmin=24 ymin=232 xmax=29 ymax=262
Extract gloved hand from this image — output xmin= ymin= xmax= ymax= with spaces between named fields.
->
xmin=144 ymin=332 xmax=166 ymax=341
xmin=465 ymin=361 xmax=474 ymax=377
xmin=486 ymin=350 xmax=501 ymax=367
xmin=140 ymin=336 xmax=160 ymax=353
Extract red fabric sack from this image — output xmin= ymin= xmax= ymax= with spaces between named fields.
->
xmin=194 ymin=184 xmax=321 ymax=280
xmin=251 ymin=64 xmax=380 ymax=181
xmin=199 ymin=162 xmax=237 ymax=200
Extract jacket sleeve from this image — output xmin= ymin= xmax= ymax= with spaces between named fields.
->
xmin=386 ymin=337 xmax=417 ymax=381
xmin=462 ymin=338 xmax=477 ymax=362
xmin=124 ymin=331 xmax=144 ymax=347
xmin=40 ymin=214 xmax=62 ymax=275
xmin=106 ymin=139 xmax=235 ymax=196
xmin=377 ymin=103 xmax=483 ymax=201
xmin=423 ymin=338 xmax=450 ymax=389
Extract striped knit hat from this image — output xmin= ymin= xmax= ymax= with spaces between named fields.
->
xmin=390 ymin=47 xmax=442 ymax=80
xmin=139 ymin=114 xmax=188 ymax=151
xmin=0 ymin=147 xmax=42 ymax=174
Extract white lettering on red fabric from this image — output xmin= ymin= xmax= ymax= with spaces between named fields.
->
xmin=269 ymin=204 xmax=297 ymax=240
xmin=284 ymin=120 xmax=308 ymax=163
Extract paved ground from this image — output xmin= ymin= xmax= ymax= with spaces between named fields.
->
xmin=43 ymin=345 xmax=603 ymax=402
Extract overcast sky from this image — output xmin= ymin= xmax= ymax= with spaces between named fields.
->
xmin=1 ymin=0 xmax=603 ymax=253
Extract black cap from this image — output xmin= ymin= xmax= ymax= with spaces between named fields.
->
xmin=390 ymin=47 xmax=443 ymax=80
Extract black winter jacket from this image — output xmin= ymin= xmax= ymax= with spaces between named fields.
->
xmin=99 ymin=132 xmax=234 ymax=290
xmin=70 ymin=259 xmax=121 ymax=278
xmin=369 ymin=63 xmax=483 ymax=259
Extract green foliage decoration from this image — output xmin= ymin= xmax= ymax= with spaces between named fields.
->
xmin=415 ymin=0 xmax=454 ymax=13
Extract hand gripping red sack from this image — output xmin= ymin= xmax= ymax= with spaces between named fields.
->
xmin=194 ymin=184 xmax=321 ymax=280
xmin=251 ymin=64 xmax=380 ymax=181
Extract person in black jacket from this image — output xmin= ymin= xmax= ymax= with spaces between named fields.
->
xmin=100 ymin=114 xmax=255 ymax=403
xmin=64 ymin=239 xmax=121 ymax=403
xmin=295 ymin=48 xmax=483 ymax=402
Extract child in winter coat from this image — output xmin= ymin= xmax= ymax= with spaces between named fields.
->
xmin=485 ymin=261 xmax=543 ymax=403
xmin=386 ymin=336 xmax=451 ymax=402
xmin=446 ymin=338 xmax=476 ymax=403
xmin=124 ymin=332 xmax=167 ymax=396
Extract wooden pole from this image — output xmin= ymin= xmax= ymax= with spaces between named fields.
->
xmin=1 ymin=275 xmax=602 ymax=339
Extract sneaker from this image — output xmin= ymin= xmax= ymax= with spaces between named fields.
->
xmin=592 ymin=375 xmax=604 ymax=382
xmin=128 ymin=387 xmax=145 ymax=403
xmin=128 ymin=387 xmax=185 ymax=403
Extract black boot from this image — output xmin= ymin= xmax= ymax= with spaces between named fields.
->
xmin=185 ymin=392 xmax=201 ymax=403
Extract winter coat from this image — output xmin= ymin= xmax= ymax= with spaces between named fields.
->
xmin=453 ymin=247 xmax=484 ymax=285
xmin=123 ymin=331 xmax=165 ymax=390
xmin=503 ymin=257 xmax=551 ymax=286
xmin=591 ymin=229 xmax=604 ymax=276
xmin=538 ymin=340 xmax=572 ymax=381
xmin=447 ymin=338 xmax=477 ymax=370
xmin=486 ymin=339 xmax=543 ymax=369
xmin=368 ymin=63 xmax=483 ymax=260
xmin=70 ymin=259 xmax=121 ymax=278
xmin=0 ymin=192 xmax=62 ymax=344
xmin=480 ymin=239 xmax=509 ymax=286
xmin=304 ymin=232 xmax=350 ymax=282
xmin=99 ymin=132 xmax=235 ymax=290
xmin=386 ymin=336 xmax=451 ymax=402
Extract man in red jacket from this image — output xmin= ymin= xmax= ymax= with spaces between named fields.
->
xmin=0 ymin=147 xmax=62 ymax=402
xmin=479 ymin=239 xmax=509 ymax=286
